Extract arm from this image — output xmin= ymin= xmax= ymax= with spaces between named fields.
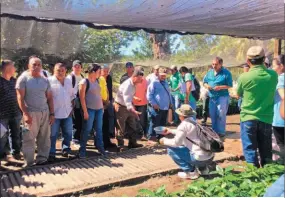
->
xmin=160 ymin=129 xmax=186 ymax=147
xmin=185 ymin=80 xmax=192 ymax=104
xmin=203 ymin=73 xmax=212 ymax=90
xmin=277 ymin=88 xmax=285 ymax=100
xmin=147 ymin=82 xmax=159 ymax=109
xmin=16 ymin=89 xmax=32 ymax=125
xmin=46 ymin=90 xmax=55 ymax=125
xmin=215 ymin=71 xmax=233 ymax=90
xmin=280 ymin=99 xmax=285 ymax=120
xmin=79 ymin=81 xmax=89 ymax=120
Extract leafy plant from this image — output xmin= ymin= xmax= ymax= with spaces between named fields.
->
xmin=137 ymin=163 xmax=284 ymax=197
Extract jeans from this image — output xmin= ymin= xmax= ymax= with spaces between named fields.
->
xmin=202 ymin=96 xmax=209 ymax=122
xmin=264 ymin=174 xmax=284 ymax=197
xmin=0 ymin=116 xmax=22 ymax=157
xmin=50 ymin=116 xmax=73 ymax=156
xmin=209 ymin=96 xmax=229 ymax=135
xmin=147 ymin=106 xmax=168 ymax=138
xmin=135 ymin=105 xmax=148 ymax=136
xmin=172 ymin=94 xmax=181 ymax=123
xmin=167 ymin=146 xmax=213 ymax=172
xmin=240 ymin=120 xmax=272 ymax=166
xmin=189 ymin=100 xmax=197 ymax=121
xmin=79 ymin=108 xmax=104 ymax=157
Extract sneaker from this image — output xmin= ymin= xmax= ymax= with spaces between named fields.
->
xmin=36 ymin=160 xmax=49 ymax=166
xmin=77 ymin=153 xmax=86 ymax=159
xmin=62 ymin=150 xmax=69 ymax=158
xmin=178 ymin=170 xmax=199 ymax=180
xmin=48 ymin=155 xmax=56 ymax=162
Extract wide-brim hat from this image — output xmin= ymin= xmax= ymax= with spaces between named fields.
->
xmin=175 ymin=104 xmax=197 ymax=117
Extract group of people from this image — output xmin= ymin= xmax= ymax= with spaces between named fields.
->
xmin=0 ymin=45 xmax=284 ymax=181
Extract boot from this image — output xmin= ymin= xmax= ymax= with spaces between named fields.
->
xmin=128 ymin=141 xmax=143 ymax=149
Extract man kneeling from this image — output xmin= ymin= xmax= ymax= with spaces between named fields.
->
xmin=159 ymin=104 xmax=214 ymax=179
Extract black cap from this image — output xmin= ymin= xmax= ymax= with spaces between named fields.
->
xmin=126 ymin=62 xmax=134 ymax=67
xmin=73 ymin=60 xmax=82 ymax=67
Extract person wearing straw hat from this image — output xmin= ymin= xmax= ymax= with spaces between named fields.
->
xmin=159 ymin=104 xmax=214 ymax=179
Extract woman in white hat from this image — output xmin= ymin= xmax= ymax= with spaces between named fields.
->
xmin=159 ymin=104 xmax=214 ymax=179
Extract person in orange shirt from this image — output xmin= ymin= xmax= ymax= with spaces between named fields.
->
xmin=133 ymin=67 xmax=148 ymax=139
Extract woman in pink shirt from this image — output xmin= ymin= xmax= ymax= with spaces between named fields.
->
xmin=133 ymin=75 xmax=148 ymax=139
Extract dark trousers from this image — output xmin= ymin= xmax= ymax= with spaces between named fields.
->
xmin=202 ymin=96 xmax=209 ymax=122
xmin=147 ymin=106 xmax=168 ymax=138
xmin=135 ymin=105 xmax=148 ymax=136
xmin=73 ymin=108 xmax=82 ymax=141
xmin=240 ymin=120 xmax=272 ymax=167
xmin=103 ymin=104 xmax=114 ymax=147
xmin=273 ymin=126 xmax=284 ymax=154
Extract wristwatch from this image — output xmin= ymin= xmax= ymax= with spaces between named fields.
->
xmin=50 ymin=113 xmax=55 ymax=116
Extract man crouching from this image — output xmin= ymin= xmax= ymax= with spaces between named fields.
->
xmin=159 ymin=104 xmax=214 ymax=179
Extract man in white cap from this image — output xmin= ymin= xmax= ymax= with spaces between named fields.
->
xmin=159 ymin=104 xmax=214 ymax=179
xmin=237 ymin=46 xmax=278 ymax=167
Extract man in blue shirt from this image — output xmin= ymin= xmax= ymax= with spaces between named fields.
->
xmin=203 ymin=57 xmax=233 ymax=137
xmin=147 ymin=68 xmax=173 ymax=142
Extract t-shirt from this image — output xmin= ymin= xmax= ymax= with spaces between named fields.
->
xmin=179 ymin=73 xmax=196 ymax=102
xmin=79 ymin=79 xmax=103 ymax=110
xmin=273 ymin=73 xmax=285 ymax=127
xmin=169 ymin=72 xmax=181 ymax=96
xmin=0 ymin=77 xmax=21 ymax=119
xmin=66 ymin=72 xmax=83 ymax=108
xmin=15 ymin=72 xmax=51 ymax=112
xmin=133 ymin=77 xmax=147 ymax=106
xmin=98 ymin=76 xmax=108 ymax=101
xmin=237 ymin=64 xmax=278 ymax=124
xmin=203 ymin=67 xmax=233 ymax=98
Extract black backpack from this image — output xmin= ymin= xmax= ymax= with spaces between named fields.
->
xmin=186 ymin=120 xmax=224 ymax=153
xmin=191 ymin=77 xmax=200 ymax=101
xmin=71 ymin=73 xmax=85 ymax=88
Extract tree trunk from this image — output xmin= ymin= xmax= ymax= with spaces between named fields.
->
xmin=149 ymin=33 xmax=171 ymax=59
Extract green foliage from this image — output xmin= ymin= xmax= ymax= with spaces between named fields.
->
xmin=137 ymin=163 xmax=284 ymax=197
xmin=131 ymin=31 xmax=153 ymax=60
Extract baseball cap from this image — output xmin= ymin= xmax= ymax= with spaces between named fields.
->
xmin=73 ymin=60 xmax=82 ymax=67
xmin=159 ymin=68 xmax=167 ymax=76
xmin=126 ymin=62 xmax=134 ymax=68
xmin=247 ymin=46 xmax=265 ymax=59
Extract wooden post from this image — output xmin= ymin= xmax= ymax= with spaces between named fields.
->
xmin=274 ymin=39 xmax=282 ymax=58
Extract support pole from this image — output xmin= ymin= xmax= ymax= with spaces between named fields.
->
xmin=274 ymin=39 xmax=282 ymax=58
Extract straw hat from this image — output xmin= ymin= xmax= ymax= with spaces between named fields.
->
xmin=175 ymin=104 xmax=197 ymax=117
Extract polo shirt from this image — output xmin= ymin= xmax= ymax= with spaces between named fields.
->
xmin=273 ymin=73 xmax=285 ymax=127
xmin=237 ymin=64 xmax=278 ymax=124
xmin=169 ymin=72 xmax=182 ymax=96
xmin=203 ymin=67 xmax=233 ymax=98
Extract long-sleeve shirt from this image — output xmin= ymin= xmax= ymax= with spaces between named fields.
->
xmin=146 ymin=73 xmax=158 ymax=86
xmin=115 ymin=78 xmax=136 ymax=110
xmin=147 ymin=79 xmax=172 ymax=110
xmin=162 ymin=117 xmax=214 ymax=161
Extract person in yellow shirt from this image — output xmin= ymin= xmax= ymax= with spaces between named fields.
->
xmin=98 ymin=76 xmax=108 ymax=102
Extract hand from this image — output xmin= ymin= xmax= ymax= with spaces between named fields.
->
xmin=133 ymin=110 xmax=142 ymax=120
xmin=161 ymin=128 xmax=171 ymax=136
xmin=83 ymin=111 xmax=89 ymax=120
xmin=114 ymin=102 xmax=119 ymax=112
xmin=159 ymin=138 xmax=164 ymax=145
xmin=152 ymin=104 xmax=159 ymax=110
xmin=213 ymin=86 xmax=221 ymax=91
xmin=206 ymin=85 xmax=213 ymax=90
xmin=133 ymin=96 xmax=142 ymax=102
xmin=69 ymin=110 xmax=74 ymax=117
xmin=23 ymin=113 xmax=33 ymax=125
xmin=49 ymin=115 xmax=55 ymax=125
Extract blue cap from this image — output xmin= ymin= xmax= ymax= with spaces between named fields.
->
xmin=126 ymin=62 xmax=134 ymax=67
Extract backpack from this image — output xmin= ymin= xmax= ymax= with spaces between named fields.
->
xmin=186 ymin=120 xmax=224 ymax=153
xmin=191 ymin=77 xmax=200 ymax=101
xmin=42 ymin=70 xmax=48 ymax=78
xmin=71 ymin=73 xmax=85 ymax=88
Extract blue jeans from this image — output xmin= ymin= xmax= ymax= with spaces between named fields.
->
xmin=0 ymin=116 xmax=22 ymax=157
xmin=264 ymin=174 xmax=284 ymax=197
xmin=79 ymin=108 xmax=104 ymax=157
xmin=167 ymin=146 xmax=213 ymax=172
xmin=172 ymin=94 xmax=181 ymax=123
xmin=189 ymin=100 xmax=197 ymax=121
xmin=209 ymin=96 xmax=229 ymax=135
xmin=50 ymin=116 xmax=73 ymax=156
xmin=240 ymin=120 xmax=272 ymax=166
xmin=147 ymin=106 xmax=168 ymax=138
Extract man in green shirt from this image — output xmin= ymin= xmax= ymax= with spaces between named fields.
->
xmin=169 ymin=65 xmax=182 ymax=124
xmin=237 ymin=46 xmax=278 ymax=167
